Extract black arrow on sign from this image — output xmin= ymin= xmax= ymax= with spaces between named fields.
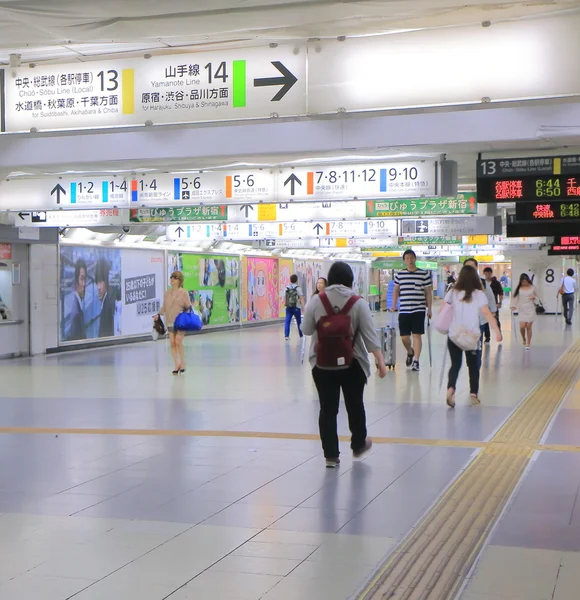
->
xmin=284 ymin=174 xmax=302 ymax=196
xmin=240 ymin=204 xmax=254 ymax=218
xmin=313 ymin=223 xmax=324 ymax=235
xmin=175 ymin=226 xmax=185 ymax=238
xmin=51 ymin=183 xmax=66 ymax=204
xmin=18 ymin=212 xmax=30 ymax=221
xmin=254 ymin=62 xmax=298 ymax=101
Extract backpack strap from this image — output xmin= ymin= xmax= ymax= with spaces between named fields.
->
xmin=318 ymin=292 xmax=334 ymax=316
xmin=340 ymin=295 xmax=360 ymax=315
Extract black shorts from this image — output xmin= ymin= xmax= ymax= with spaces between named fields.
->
xmin=399 ymin=311 xmax=426 ymax=336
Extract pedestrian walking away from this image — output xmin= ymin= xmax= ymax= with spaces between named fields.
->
xmin=445 ymin=265 xmax=502 ymax=408
xmin=464 ymin=259 xmax=497 ymax=345
xmin=391 ymin=249 xmax=433 ymax=372
xmin=511 ymin=273 xmax=541 ymax=349
xmin=560 ymin=268 xmax=576 ymax=325
xmin=284 ymin=274 xmax=305 ymax=340
xmin=302 ymin=261 xmax=387 ymax=469
xmin=484 ymin=267 xmax=504 ymax=334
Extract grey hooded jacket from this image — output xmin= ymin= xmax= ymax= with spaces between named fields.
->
xmin=302 ymin=285 xmax=380 ymax=378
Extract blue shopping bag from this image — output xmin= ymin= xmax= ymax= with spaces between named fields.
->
xmin=174 ymin=309 xmax=203 ymax=332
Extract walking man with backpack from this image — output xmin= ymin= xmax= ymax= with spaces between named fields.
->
xmin=302 ymin=262 xmax=387 ymax=468
xmin=285 ymin=274 xmax=305 ymax=340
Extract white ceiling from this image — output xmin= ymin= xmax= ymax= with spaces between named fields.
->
xmin=0 ymin=0 xmax=578 ymax=64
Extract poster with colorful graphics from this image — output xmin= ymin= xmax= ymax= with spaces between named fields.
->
xmin=60 ymin=246 xmax=122 ymax=342
xmin=245 ymin=257 xmax=279 ymax=321
xmin=293 ymin=260 xmax=329 ymax=304
xmin=348 ymin=261 xmax=367 ymax=297
xmin=169 ymin=253 xmax=240 ymax=326
xmin=59 ymin=246 xmax=164 ymax=343
xmin=278 ymin=258 xmax=294 ymax=317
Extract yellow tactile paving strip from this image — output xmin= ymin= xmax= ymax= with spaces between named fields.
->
xmin=357 ymin=340 xmax=580 ymax=600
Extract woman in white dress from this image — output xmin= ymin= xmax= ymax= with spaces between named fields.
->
xmin=510 ymin=274 xmax=540 ymax=349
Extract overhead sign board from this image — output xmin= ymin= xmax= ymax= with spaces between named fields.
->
xmin=548 ymin=244 xmax=580 ymax=256
xmin=166 ymin=219 xmax=397 ymax=242
xmin=308 ymin=16 xmax=580 ymax=114
xmin=515 ymin=200 xmax=580 ymax=223
xmin=366 ymin=194 xmax=477 ymax=218
xmin=15 ymin=208 xmax=129 ymax=228
xmin=3 ymin=46 xmax=306 ymax=132
xmin=129 ymin=171 xmax=276 ymax=206
xmin=277 ymin=162 xmax=436 ymax=201
xmin=476 ymin=155 xmax=580 ymax=203
xmin=130 ymin=206 xmax=228 ymax=223
xmin=0 ymin=177 xmax=128 ymax=210
xmin=398 ymin=236 xmax=462 ymax=245
xmin=401 ymin=217 xmax=495 ymax=236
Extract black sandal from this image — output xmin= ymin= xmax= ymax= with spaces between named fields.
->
xmin=172 ymin=369 xmax=180 ymax=376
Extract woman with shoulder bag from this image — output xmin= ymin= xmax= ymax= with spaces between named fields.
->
xmin=445 ymin=265 xmax=502 ymax=408
xmin=510 ymin=273 xmax=541 ymax=349
xmin=154 ymin=271 xmax=192 ymax=375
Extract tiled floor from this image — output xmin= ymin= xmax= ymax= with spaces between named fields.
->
xmin=0 ymin=309 xmax=578 ymax=599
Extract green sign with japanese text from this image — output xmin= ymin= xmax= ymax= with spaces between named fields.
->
xmin=366 ymin=194 xmax=477 ymax=218
xmin=398 ymin=236 xmax=462 ymax=245
xmin=130 ymin=205 xmax=228 ymax=223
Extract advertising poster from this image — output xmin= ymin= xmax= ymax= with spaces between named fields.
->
xmin=60 ymin=246 xmax=165 ymax=343
xmin=122 ymin=249 xmax=165 ymax=335
xmin=245 ymin=257 xmax=279 ymax=321
xmin=60 ymin=246 xmax=122 ymax=342
xmin=278 ymin=258 xmax=294 ymax=317
xmin=294 ymin=260 xmax=329 ymax=304
xmin=348 ymin=261 xmax=367 ymax=297
xmin=169 ymin=253 xmax=240 ymax=326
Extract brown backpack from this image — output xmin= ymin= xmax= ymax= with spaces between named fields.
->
xmin=315 ymin=292 xmax=360 ymax=370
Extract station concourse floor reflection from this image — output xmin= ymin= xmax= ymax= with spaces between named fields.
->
xmin=0 ymin=308 xmax=579 ymax=599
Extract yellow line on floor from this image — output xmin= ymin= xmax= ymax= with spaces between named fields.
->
xmin=357 ymin=340 xmax=580 ymax=600
xmin=0 ymin=426 xmax=487 ymax=447
xmin=2 ymin=427 xmax=580 ymax=455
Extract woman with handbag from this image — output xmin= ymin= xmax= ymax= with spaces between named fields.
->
xmin=510 ymin=274 xmax=540 ymax=350
xmin=154 ymin=271 xmax=192 ymax=375
xmin=445 ymin=265 xmax=502 ymax=408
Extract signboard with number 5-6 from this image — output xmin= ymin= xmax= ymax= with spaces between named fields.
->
xmin=3 ymin=46 xmax=306 ymax=132
xmin=277 ymin=162 xmax=436 ymax=201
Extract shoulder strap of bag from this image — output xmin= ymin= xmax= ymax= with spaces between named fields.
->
xmin=318 ymin=292 xmax=334 ymax=316
xmin=340 ymin=295 xmax=361 ymax=315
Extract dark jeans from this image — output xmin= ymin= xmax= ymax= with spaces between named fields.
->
xmin=482 ymin=313 xmax=501 ymax=341
xmin=312 ymin=360 xmax=368 ymax=459
xmin=447 ymin=338 xmax=481 ymax=395
xmin=284 ymin=307 xmax=303 ymax=338
xmin=563 ymin=294 xmax=575 ymax=322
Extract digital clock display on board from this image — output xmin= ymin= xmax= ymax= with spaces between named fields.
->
xmin=478 ymin=176 xmax=580 ymax=202
xmin=515 ymin=201 xmax=580 ymax=221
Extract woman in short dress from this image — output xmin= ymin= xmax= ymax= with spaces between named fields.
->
xmin=510 ymin=273 xmax=540 ymax=349
xmin=155 ymin=271 xmax=191 ymax=374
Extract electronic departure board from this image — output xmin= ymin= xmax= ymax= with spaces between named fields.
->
xmin=477 ymin=155 xmax=580 ymax=203
xmin=515 ymin=201 xmax=580 ymax=221
xmin=548 ymin=244 xmax=580 ymax=256
xmin=555 ymin=236 xmax=580 ymax=246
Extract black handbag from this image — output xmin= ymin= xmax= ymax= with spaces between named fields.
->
xmin=535 ymin=302 xmax=546 ymax=315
